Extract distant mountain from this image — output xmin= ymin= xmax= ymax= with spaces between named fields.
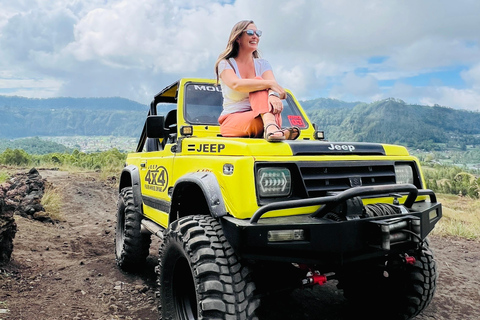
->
xmin=1 ymin=95 xmax=480 ymax=151
xmin=305 ymin=98 xmax=480 ymax=150
xmin=0 ymin=96 xmax=147 ymax=138
xmin=0 ymin=96 xmax=177 ymax=139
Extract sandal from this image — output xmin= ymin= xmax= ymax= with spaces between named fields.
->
xmin=284 ymin=126 xmax=300 ymax=140
xmin=264 ymin=123 xmax=286 ymax=142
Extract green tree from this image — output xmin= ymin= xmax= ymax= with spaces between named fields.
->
xmin=454 ymin=172 xmax=479 ymax=198
xmin=0 ymin=148 xmax=32 ymax=165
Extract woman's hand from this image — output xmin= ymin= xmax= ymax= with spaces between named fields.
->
xmin=269 ymin=84 xmax=286 ymax=99
xmin=268 ymin=95 xmax=283 ymax=114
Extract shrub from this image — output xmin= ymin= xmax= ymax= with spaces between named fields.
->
xmin=0 ymin=149 xmax=32 ymax=166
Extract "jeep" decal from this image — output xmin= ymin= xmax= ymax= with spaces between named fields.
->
xmin=188 ymin=143 xmax=225 ymax=153
xmin=328 ymin=143 xmax=355 ymax=152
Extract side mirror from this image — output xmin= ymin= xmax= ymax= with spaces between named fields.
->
xmin=146 ymin=115 xmax=167 ymax=138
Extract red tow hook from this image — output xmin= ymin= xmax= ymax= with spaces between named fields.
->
xmin=405 ymin=255 xmax=416 ymax=265
xmin=302 ymin=271 xmax=328 ymax=286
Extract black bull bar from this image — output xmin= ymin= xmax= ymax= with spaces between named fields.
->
xmin=220 ymin=184 xmax=442 ymax=265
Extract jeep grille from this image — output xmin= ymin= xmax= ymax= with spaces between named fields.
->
xmin=299 ymin=161 xmax=398 ymax=197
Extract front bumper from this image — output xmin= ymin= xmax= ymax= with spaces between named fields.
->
xmin=220 ymin=184 xmax=442 ymax=266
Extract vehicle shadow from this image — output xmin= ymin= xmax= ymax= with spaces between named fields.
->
xmin=256 ymin=281 xmax=352 ymax=320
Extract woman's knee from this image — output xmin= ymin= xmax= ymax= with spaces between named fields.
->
xmin=249 ymin=90 xmax=270 ymax=114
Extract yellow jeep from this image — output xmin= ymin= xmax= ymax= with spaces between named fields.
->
xmin=115 ymin=78 xmax=442 ymax=319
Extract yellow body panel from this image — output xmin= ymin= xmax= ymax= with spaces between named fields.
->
xmin=125 ymin=78 xmax=429 ymax=226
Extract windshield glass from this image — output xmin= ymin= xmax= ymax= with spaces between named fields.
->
xmin=184 ymin=83 xmax=223 ymax=125
xmin=184 ymin=82 xmax=308 ymax=129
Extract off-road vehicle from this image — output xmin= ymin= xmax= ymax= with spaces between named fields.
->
xmin=115 ymin=78 xmax=442 ymax=319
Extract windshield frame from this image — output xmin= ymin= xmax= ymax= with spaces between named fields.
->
xmin=183 ymin=82 xmax=309 ymax=129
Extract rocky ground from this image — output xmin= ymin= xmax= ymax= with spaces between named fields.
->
xmin=0 ymin=169 xmax=479 ymax=320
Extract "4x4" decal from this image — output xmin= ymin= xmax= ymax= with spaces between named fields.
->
xmin=144 ymin=165 xmax=168 ymax=192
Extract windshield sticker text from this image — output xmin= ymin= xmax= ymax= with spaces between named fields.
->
xmin=287 ymin=115 xmax=306 ymax=128
xmin=193 ymin=85 xmax=221 ymax=92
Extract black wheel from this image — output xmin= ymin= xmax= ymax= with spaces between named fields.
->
xmin=157 ymin=215 xmax=259 ymax=320
xmin=115 ymin=187 xmax=151 ymax=271
xmin=340 ymin=242 xmax=437 ymax=320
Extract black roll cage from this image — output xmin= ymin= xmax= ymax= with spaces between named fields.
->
xmin=136 ymin=81 xmax=179 ymax=152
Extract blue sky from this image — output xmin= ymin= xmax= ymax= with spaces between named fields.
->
xmin=1 ymin=0 xmax=480 ymax=111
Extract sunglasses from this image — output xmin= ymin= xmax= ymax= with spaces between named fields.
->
xmin=244 ymin=29 xmax=262 ymax=37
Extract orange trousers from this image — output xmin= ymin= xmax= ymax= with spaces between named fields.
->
xmin=218 ymin=83 xmax=282 ymax=138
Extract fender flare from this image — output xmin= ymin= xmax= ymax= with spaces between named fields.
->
xmin=119 ymin=165 xmax=143 ymax=215
xmin=171 ymin=172 xmax=227 ymax=221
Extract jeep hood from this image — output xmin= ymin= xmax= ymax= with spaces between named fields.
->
xmin=183 ymin=138 xmax=410 ymax=157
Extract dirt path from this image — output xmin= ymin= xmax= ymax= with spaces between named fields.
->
xmin=1 ymin=169 xmax=479 ymax=320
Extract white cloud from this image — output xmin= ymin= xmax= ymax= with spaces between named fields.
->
xmin=0 ymin=70 xmax=63 ymax=97
xmin=388 ymin=80 xmax=480 ymax=111
xmin=275 ymin=64 xmax=316 ymax=97
xmin=329 ymin=72 xmax=380 ymax=101
xmin=461 ymin=63 xmax=480 ymax=90
xmin=420 ymin=87 xmax=480 ymax=111
xmin=0 ymin=0 xmax=480 ymax=110
xmin=0 ymin=7 xmax=76 ymax=61
xmin=386 ymin=38 xmax=480 ymax=74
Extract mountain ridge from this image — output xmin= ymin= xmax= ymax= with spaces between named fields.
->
xmin=1 ymin=95 xmax=480 ymax=151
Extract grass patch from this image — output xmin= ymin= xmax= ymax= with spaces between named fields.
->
xmin=0 ymin=170 xmax=9 ymax=183
xmin=98 ymin=163 xmax=121 ymax=183
xmin=41 ymin=183 xmax=65 ymax=222
xmin=432 ymin=194 xmax=480 ymax=240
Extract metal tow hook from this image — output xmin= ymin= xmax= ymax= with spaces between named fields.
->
xmin=302 ymin=271 xmax=328 ymax=286
xmin=404 ymin=254 xmax=416 ymax=265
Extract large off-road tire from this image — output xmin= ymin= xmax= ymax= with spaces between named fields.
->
xmin=157 ymin=215 xmax=259 ymax=320
xmin=340 ymin=242 xmax=437 ymax=320
xmin=115 ymin=187 xmax=151 ymax=271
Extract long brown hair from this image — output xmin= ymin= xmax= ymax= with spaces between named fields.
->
xmin=214 ymin=20 xmax=260 ymax=82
